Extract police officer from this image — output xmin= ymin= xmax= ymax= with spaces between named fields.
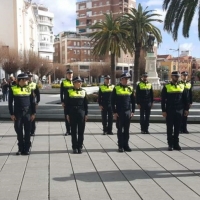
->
xmin=98 ymin=75 xmax=114 ymax=135
xmin=180 ymin=71 xmax=192 ymax=134
xmin=27 ymin=71 xmax=40 ymax=136
xmin=60 ymin=69 xmax=73 ymax=136
xmin=8 ymin=73 xmax=36 ymax=155
xmin=136 ymin=72 xmax=153 ymax=134
xmin=64 ymin=76 xmax=88 ymax=154
xmin=161 ymin=71 xmax=189 ymax=151
xmin=111 ymin=72 xmax=135 ymax=152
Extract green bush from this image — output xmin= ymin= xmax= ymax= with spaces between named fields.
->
xmin=51 ymin=84 xmax=60 ymax=88
xmin=37 ymin=84 xmax=43 ymax=89
xmin=192 ymin=91 xmax=200 ymax=102
xmin=87 ymin=94 xmax=98 ymax=103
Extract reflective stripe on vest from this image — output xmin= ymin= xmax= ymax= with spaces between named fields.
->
xmin=11 ymin=85 xmax=31 ymax=96
xmin=63 ymin=80 xmax=73 ymax=88
xmin=165 ymin=84 xmax=184 ymax=93
xmin=184 ymin=82 xmax=191 ymax=89
xmin=100 ymin=85 xmax=114 ymax=93
xmin=138 ymin=82 xmax=152 ymax=90
xmin=115 ymin=85 xmax=133 ymax=95
xmin=68 ymin=89 xmax=86 ymax=98
xmin=28 ymin=82 xmax=36 ymax=90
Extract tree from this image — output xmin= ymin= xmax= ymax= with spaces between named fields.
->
xmin=53 ymin=63 xmax=66 ymax=80
xmin=163 ymin=0 xmax=199 ymax=40
xmin=21 ymin=50 xmax=41 ymax=73
xmin=38 ymin=58 xmax=52 ymax=79
xmin=90 ymin=63 xmax=101 ymax=83
xmin=89 ymin=13 xmax=133 ymax=84
xmin=2 ymin=48 xmax=21 ymax=75
xmin=122 ymin=4 xmax=162 ymax=87
xmin=0 ymin=42 xmax=9 ymax=63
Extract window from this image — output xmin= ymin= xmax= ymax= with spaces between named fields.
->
xmin=77 ymin=42 xmax=80 ymax=46
xmin=46 ymin=56 xmax=49 ymax=60
xmin=77 ymin=50 xmax=80 ymax=54
xmin=124 ymin=67 xmax=128 ymax=72
xmin=100 ymin=11 xmax=102 ymax=14
xmin=88 ymin=50 xmax=90 ymax=55
xmin=94 ymin=12 xmax=97 ymax=15
xmin=80 ymin=65 xmax=89 ymax=70
xmin=74 ymin=50 xmax=76 ymax=54
xmin=84 ymin=50 xmax=87 ymax=54
xmin=106 ymin=1 xmax=109 ymax=5
xmin=74 ymin=41 xmax=76 ymax=46
xmin=100 ymin=2 xmax=102 ymax=6
xmin=173 ymin=65 xmax=176 ymax=70
xmin=116 ymin=66 xmax=123 ymax=70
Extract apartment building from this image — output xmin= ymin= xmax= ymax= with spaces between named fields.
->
xmin=76 ymin=0 xmax=136 ymax=34
xmin=32 ymin=3 xmax=54 ymax=61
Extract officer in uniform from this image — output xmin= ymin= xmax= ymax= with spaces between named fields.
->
xmin=65 ymin=76 xmax=88 ymax=154
xmin=60 ymin=69 xmax=73 ymax=136
xmin=98 ymin=75 xmax=114 ymax=135
xmin=180 ymin=71 xmax=192 ymax=134
xmin=161 ymin=71 xmax=189 ymax=151
xmin=27 ymin=71 xmax=40 ymax=136
xmin=8 ymin=73 xmax=36 ymax=155
xmin=136 ymin=72 xmax=153 ymax=134
xmin=111 ymin=72 xmax=135 ymax=152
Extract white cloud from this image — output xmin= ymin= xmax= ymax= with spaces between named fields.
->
xmin=144 ymin=0 xmax=163 ymax=7
xmin=180 ymin=43 xmax=193 ymax=51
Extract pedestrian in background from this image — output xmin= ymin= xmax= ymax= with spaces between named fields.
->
xmin=65 ymin=76 xmax=88 ymax=154
xmin=1 ymin=78 xmax=9 ymax=101
xmin=136 ymin=72 xmax=153 ymax=134
xmin=98 ymin=75 xmax=114 ymax=135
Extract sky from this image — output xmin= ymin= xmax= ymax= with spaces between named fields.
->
xmin=33 ymin=0 xmax=200 ymax=58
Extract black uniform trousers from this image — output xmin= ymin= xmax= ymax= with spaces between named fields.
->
xmin=166 ymin=109 xmax=183 ymax=146
xmin=180 ymin=115 xmax=188 ymax=132
xmin=30 ymin=119 xmax=36 ymax=134
xmin=116 ymin=110 xmax=131 ymax=149
xmin=69 ymin=108 xmax=85 ymax=150
xmin=101 ymin=106 xmax=113 ymax=133
xmin=14 ymin=110 xmax=31 ymax=152
xmin=64 ymin=110 xmax=71 ymax=133
xmin=140 ymin=102 xmax=151 ymax=131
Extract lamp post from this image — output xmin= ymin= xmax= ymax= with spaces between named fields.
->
xmin=169 ymin=47 xmax=180 ymax=71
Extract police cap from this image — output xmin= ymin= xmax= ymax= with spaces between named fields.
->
xmin=181 ymin=71 xmax=188 ymax=76
xmin=142 ymin=72 xmax=148 ymax=77
xmin=104 ymin=75 xmax=111 ymax=79
xmin=17 ymin=73 xmax=29 ymax=80
xmin=171 ymin=71 xmax=180 ymax=77
xmin=120 ymin=72 xmax=131 ymax=79
xmin=72 ymin=76 xmax=83 ymax=83
xmin=66 ymin=68 xmax=73 ymax=74
xmin=26 ymin=71 xmax=33 ymax=77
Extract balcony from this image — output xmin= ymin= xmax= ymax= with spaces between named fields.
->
xmin=39 ymin=44 xmax=54 ymax=53
xmin=39 ymin=19 xmax=53 ymax=26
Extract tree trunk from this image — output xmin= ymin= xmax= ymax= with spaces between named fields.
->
xmin=139 ymin=48 xmax=146 ymax=76
xmin=110 ymin=53 xmax=116 ymax=85
xmin=134 ymin=43 xmax=142 ymax=88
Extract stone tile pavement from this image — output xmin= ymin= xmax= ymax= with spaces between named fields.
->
xmin=1 ymin=122 xmax=200 ymax=200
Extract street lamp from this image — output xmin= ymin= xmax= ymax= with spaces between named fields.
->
xmin=169 ymin=48 xmax=179 ymax=71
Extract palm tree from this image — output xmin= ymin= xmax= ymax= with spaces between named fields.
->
xmin=121 ymin=4 xmax=162 ymax=87
xmin=163 ymin=0 xmax=199 ymax=40
xmin=89 ymin=13 xmax=133 ymax=84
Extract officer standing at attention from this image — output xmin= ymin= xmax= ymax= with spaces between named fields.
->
xmin=8 ymin=73 xmax=36 ymax=155
xmin=180 ymin=71 xmax=193 ymax=134
xmin=27 ymin=71 xmax=40 ymax=136
xmin=161 ymin=71 xmax=189 ymax=151
xmin=136 ymin=72 xmax=153 ymax=134
xmin=98 ymin=75 xmax=114 ymax=135
xmin=60 ymin=69 xmax=73 ymax=136
xmin=111 ymin=73 xmax=135 ymax=152
xmin=65 ymin=76 xmax=88 ymax=154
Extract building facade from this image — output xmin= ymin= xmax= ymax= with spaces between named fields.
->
xmin=32 ymin=3 xmax=54 ymax=61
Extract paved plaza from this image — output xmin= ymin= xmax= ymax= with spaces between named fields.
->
xmin=1 ymin=122 xmax=200 ymax=200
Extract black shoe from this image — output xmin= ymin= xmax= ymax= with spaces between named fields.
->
xmin=78 ymin=148 xmax=82 ymax=154
xmin=68 ymin=132 xmax=71 ymax=135
xmin=65 ymin=132 xmax=70 ymax=136
xmin=141 ymin=130 xmax=145 ymax=134
xmin=168 ymin=146 xmax=173 ymax=151
xmin=30 ymin=133 xmax=35 ymax=136
xmin=118 ymin=148 xmax=124 ymax=153
xmin=124 ymin=147 xmax=132 ymax=152
xmin=103 ymin=132 xmax=107 ymax=135
xmin=145 ymin=131 xmax=150 ymax=134
xmin=173 ymin=144 xmax=182 ymax=151
xmin=23 ymin=151 xmax=30 ymax=155
xmin=183 ymin=130 xmax=189 ymax=134
xmin=107 ymin=132 xmax=114 ymax=135
xmin=16 ymin=151 xmax=22 ymax=155
xmin=73 ymin=149 xmax=77 ymax=154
